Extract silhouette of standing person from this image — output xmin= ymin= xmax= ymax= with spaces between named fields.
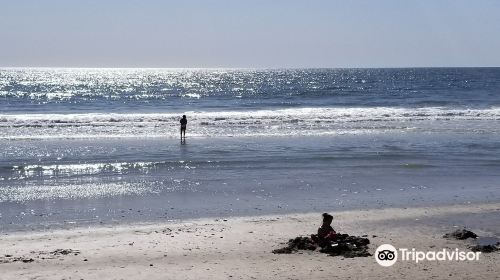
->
xmin=180 ymin=115 xmax=187 ymax=141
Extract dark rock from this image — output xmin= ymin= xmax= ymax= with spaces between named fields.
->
xmin=290 ymin=237 xmax=317 ymax=251
xmin=470 ymin=237 xmax=500 ymax=253
xmin=272 ymin=247 xmax=295 ymax=254
xmin=272 ymin=237 xmax=316 ymax=254
xmin=470 ymin=244 xmax=498 ymax=253
xmin=319 ymin=234 xmax=371 ymax=258
xmin=273 ymin=233 xmax=371 ymax=258
xmin=443 ymin=229 xmax=477 ymax=240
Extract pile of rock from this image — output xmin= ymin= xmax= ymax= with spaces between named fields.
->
xmin=443 ymin=229 xmax=477 ymax=240
xmin=272 ymin=233 xmax=371 ymax=258
xmin=443 ymin=229 xmax=499 ymax=253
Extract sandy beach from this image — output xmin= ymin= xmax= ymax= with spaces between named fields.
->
xmin=1 ymin=203 xmax=499 ymax=280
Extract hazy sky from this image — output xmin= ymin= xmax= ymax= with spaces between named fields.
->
xmin=1 ymin=0 xmax=499 ymax=68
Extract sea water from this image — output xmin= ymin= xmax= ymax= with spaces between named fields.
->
xmin=1 ymin=68 xmax=499 ymax=231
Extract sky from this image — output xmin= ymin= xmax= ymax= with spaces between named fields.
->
xmin=1 ymin=0 xmax=500 ymax=68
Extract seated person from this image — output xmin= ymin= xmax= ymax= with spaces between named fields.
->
xmin=311 ymin=213 xmax=337 ymax=246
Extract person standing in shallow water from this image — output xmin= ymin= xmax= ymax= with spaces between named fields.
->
xmin=180 ymin=115 xmax=187 ymax=140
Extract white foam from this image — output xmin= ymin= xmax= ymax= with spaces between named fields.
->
xmin=1 ymin=107 xmax=499 ymax=139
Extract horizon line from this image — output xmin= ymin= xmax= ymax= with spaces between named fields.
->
xmin=1 ymin=66 xmax=499 ymax=70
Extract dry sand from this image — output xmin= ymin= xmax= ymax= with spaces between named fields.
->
xmin=1 ymin=203 xmax=499 ymax=280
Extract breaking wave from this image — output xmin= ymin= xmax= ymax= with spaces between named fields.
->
xmin=1 ymin=107 xmax=500 ymax=139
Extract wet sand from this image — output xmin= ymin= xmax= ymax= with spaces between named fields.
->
xmin=1 ymin=203 xmax=499 ymax=280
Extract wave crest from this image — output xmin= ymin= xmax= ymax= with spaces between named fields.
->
xmin=1 ymin=107 xmax=499 ymax=139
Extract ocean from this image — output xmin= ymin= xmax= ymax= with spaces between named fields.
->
xmin=1 ymin=68 xmax=500 ymax=231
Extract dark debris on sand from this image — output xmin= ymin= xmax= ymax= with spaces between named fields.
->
xmin=0 ymin=256 xmax=34 ymax=264
xmin=443 ymin=229 xmax=478 ymax=240
xmin=272 ymin=237 xmax=316 ymax=254
xmin=444 ymin=229 xmax=499 ymax=253
xmin=50 ymin=249 xmax=80 ymax=256
xmin=470 ymin=237 xmax=500 ymax=253
xmin=272 ymin=234 xmax=371 ymax=258
xmin=470 ymin=244 xmax=499 ymax=253
xmin=0 ymin=249 xmax=81 ymax=264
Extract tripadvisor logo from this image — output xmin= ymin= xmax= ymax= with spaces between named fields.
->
xmin=375 ymin=244 xmax=397 ymax=267
xmin=375 ymin=244 xmax=481 ymax=267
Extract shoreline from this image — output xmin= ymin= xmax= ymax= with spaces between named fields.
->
xmin=3 ymin=194 xmax=499 ymax=234
xmin=1 ymin=202 xmax=499 ymax=279
xmin=3 ymin=200 xmax=500 ymax=235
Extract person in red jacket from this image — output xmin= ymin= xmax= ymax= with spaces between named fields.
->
xmin=311 ymin=213 xmax=337 ymax=246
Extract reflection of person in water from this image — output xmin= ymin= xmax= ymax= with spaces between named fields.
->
xmin=311 ymin=213 xmax=337 ymax=246
xmin=180 ymin=115 xmax=187 ymax=140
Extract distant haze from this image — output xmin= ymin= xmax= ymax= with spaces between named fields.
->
xmin=1 ymin=0 xmax=500 ymax=68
